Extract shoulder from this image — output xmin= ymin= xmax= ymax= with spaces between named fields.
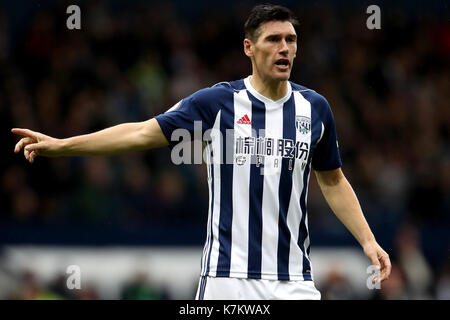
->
xmin=290 ymin=81 xmax=312 ymax=92
xmin=291 ymin=82 xmax=328 ymax=106
xmin=189 ymin=79 xmax=245 ymax=105
xmin=290 ymin=81 xmax=332 ymax=117
xmin=213 ymin=79 xmax=246 ymax=91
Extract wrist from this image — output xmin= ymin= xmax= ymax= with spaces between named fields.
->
xmin=360 ymin=235 xmax=377 ymax=249
xmin=57 ymin=137 xmax=70 ymax=155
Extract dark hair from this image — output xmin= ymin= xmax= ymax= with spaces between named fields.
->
xmin=244 ymin=4 xmax=299 ymax=41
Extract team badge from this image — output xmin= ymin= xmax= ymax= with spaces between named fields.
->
xmin=295 ymin=116 xmax=311 ymax=135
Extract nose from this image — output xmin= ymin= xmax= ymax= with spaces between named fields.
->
xmin=279 ymin=39 xmax=289 ymax=54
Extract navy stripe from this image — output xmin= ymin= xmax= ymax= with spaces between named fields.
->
xmin=246 ymin=92 xmax=265 ymax=279
xmin=198 ymin=277 xmax=203 ymax=300
xmin=205 ymin=142 xmax=215 ymax=276
xmin=200 ymin=143 xmax=209 ymax=274
xmin=216 ymin=98 xmax=235 ymax=277
xmin=198 ymin=276 xmax=207 ymax=300
xmin=298 ymin=107 xmax=322 ymax=280
xmin=202 ymin=276 xmax=207 ymax=299
xmin=277 ymin=95 xmax=296 ymax=280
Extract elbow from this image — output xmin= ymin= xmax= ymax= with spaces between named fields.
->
xmin=137 ymin=118 xmax=168 ymax=150
xmin=329 ymin=170 xmax=344 ymax=186
xmin=135 ymin=122 xmax=152 ymax=150
xmin=316 ymin=168 xmax=345 ymax=187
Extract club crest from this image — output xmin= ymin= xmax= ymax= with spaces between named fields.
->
xmin=296 ymin=116 xmax=311 ymax=135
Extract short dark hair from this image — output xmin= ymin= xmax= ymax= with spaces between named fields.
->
xmin=244 ymin=4 xmax=299 ymax=41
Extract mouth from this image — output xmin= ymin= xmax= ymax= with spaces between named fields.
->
xmin=274 ymin=58 xmax=290 ymax=71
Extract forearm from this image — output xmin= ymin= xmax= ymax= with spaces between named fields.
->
xmin=314 ymin=169 xmax=391 ymax=280
xmin=13 ymin=118 xmax=168 ymax=161
xmin=61 ymin=121 xmax=151 ymax=156
xmin=318 ymin=174 xmax=375 ymax=247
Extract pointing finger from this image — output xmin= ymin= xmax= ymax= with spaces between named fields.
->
xmin=11 ymin=128 xmax=37 ymax=139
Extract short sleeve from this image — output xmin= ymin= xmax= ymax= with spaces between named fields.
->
xmin=155 ymin=87 xmax=222 ymax=148
xmin=311 ymin=95 xmax=342 ymax=171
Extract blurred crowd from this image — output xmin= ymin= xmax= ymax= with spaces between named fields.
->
xmin=0 ymin=0 xmax=448 ymax=299
xmin=3 ymin=224 xmax=449 ymax=300
xmin=4 ymin=270 xmax=173 ymax=300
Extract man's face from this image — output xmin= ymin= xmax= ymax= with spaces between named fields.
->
xmin=246 ymin=20 xmax=297 ymax=82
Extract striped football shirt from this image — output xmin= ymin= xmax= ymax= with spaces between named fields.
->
xmin=155 ymin=76 xmax=342 ymax=281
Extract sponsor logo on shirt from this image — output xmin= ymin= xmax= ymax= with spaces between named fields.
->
xmin=237 ymin=114 xmax=253 ymax=125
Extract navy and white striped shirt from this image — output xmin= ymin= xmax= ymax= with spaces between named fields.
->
xmin=155 ymin=76 xmax=342 ymax=281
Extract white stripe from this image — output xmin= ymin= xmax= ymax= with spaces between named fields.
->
xmin=287 ymin=91 xmax=312 ymax=280
xmin=164 ymin=100 xmax=182 ymax=113
xmin=303 ymin=165 xmax=314 ymax=280
xmin=201 ymin=142 xmax=213 ymax=274
xmin=317 ymin=122 xmax=325 ymax=143
xmin=230 ymin=90 xmax=252 ymax=275
xmin=303 ymin=202 xmax=311 ymax=255
xmin=206 ymin=110 xmax=223 ymax=277
xmin=260 ymin=101 xmax=283 ymax=277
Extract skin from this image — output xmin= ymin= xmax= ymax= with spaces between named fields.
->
xmin=315 ymin=169 xmax=391 ymax=283
xmin=243 ymin=20 xmax=390 ymax=282
xmin=12 ymin=19 xmax=391 ymax=284
xmin=244 ymin=20 xmax=297 ymax=101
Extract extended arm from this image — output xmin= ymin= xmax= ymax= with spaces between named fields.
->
xmin=314 ymin=168 xmax=391 ymax=282
xmin=12 ymin=118 xmax=168 ymax=163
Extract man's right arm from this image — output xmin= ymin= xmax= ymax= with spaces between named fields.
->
xmin=12 ymin=118 xmax=169 ymax=163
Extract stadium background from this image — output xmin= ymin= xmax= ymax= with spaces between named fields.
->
xmin=0 ymin=0 xmax=448 ymax=299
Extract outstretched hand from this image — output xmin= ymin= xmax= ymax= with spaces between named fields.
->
xmin=12 ymin=128 xmax=61 ymax=163
xmin=363 ymin=240 xmax=392 ymax=283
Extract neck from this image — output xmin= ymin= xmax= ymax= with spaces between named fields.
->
xmin=249 ymin=73 xmax=288 ymax=101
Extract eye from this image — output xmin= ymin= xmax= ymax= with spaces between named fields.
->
xmin=266 ymin=35 xmax=280 ymax=42
xmin=286 ymin=36 xmax=296 ymax=43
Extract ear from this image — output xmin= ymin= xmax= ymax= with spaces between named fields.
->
xmin=243 ymin=38 xmax=253 ymax=58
